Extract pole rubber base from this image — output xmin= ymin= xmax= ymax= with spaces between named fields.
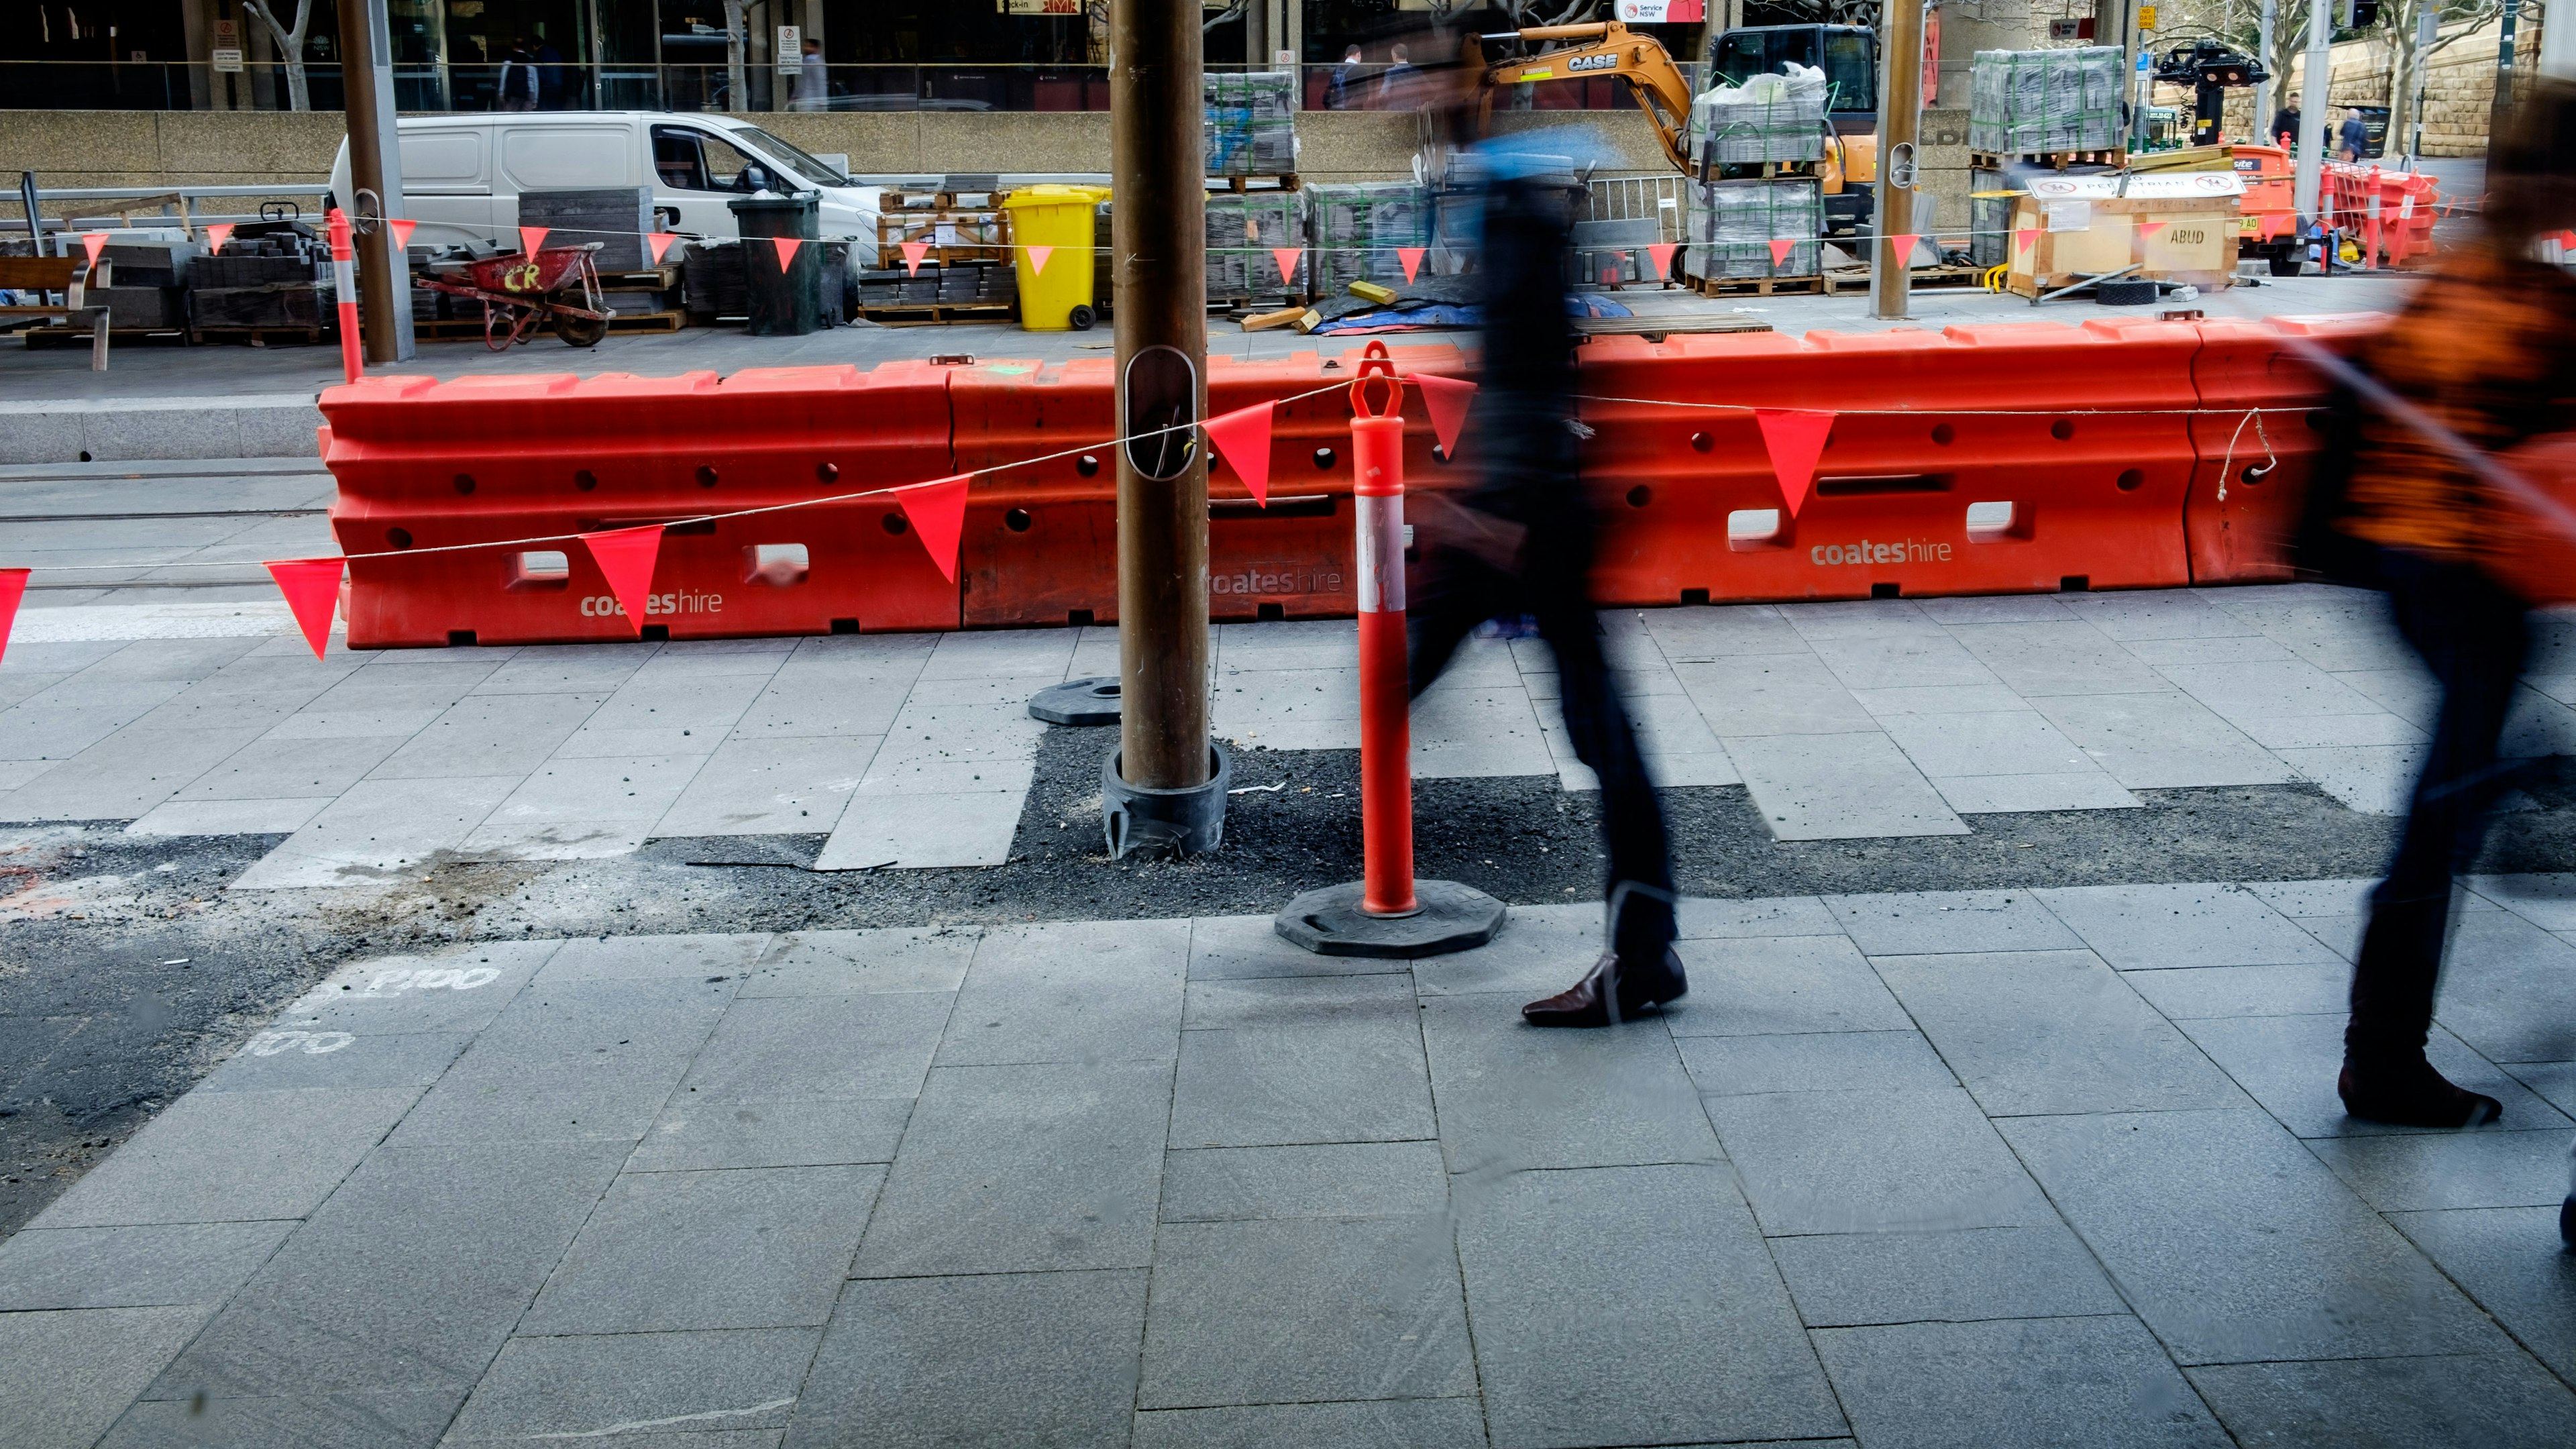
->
xmin=1031 ymin=676 xmax=1120 ymax=727
xmin=1275 ymin=879 xmax=1507 ymax=959
xmin=1102 ymin=742 xmax=1231 ymax=859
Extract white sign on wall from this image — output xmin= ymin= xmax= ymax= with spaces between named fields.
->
xmin=776 ymin=25 xmax=801 ymax=74
xmin=1614 ymin=1 xmax=1707 ymax=19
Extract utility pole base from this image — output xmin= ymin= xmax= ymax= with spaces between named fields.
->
xmin=1275 ymin=879 xmax=1507 ymax=959
xmin=1102 ymin=742 xmax=1232 ymax=859
xmin=1030 ymin=678 xmax=1121 ymax=727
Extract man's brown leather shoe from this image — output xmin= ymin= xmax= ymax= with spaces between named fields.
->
xmin=1522 ymin=947 xmax=1688 ymax=1028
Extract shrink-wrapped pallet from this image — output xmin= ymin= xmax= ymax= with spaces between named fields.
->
xmin=1968 ymin=47 xmax=2126 ymax=155
xmin=1689 ymin=63 xmax=1829 ymax=166
xmin=1682 ymin=178 xmax=1821 ymax=280
xmin=1205 ymin=189 xmax=1309 ymax=300
xmin=1204 ymin=70 xmax=1299 ymax=176
xmin=1305 ymin=182 xmax=1430 ymax=296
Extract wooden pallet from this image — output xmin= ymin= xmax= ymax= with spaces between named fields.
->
xmin=1208 ymin=173 xmax=1300 ymax=193
xmin=1820 ymin=264 xmax=1990 ymax=297
xmin=878 ymin=186 xmax=1012 ymax=211
xmin=189 ymin=325 xmax=323 ymax=347
xmin=594 ymin=263 xmax=681 ymax=290
xmin=1699 ymin=158 xmax=1822 ymax=182
xmin=412 ymin=310 xmax=687 ymax=341
xmin=1684 ymin=272 xmax=1825 ymax=298
xmin=23 ymin=324 xmax=192 ymax=348
xmin=1970 ymin=150 xmax=2123 ymax=172
xmin=858 ymin=301 xmax=1017 ymax=327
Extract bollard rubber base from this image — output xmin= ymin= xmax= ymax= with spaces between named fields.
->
xmin=1102 ymin=741 xmax=1231 ymax=859
xmin=1275 ymin=879 xmax=1507 ymax=959
xmin=1031 ymin=676 xmax=1120 ymax=727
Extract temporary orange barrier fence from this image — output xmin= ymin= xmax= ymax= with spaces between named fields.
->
xmin=315 ymin=319 xmax=2381 ymax=648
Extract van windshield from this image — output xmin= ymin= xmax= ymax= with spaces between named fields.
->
xmin=733 ymin=126 xmax=852 ymax=187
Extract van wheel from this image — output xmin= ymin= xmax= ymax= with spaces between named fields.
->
xmin=1069 ymin=304 xmax=1096 ymax=331
xmin=553 ymin=312 xmax=610 ymax=348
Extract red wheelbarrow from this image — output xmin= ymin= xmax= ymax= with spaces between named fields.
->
xmin=421 ymin=242 xmax=612 ymax=350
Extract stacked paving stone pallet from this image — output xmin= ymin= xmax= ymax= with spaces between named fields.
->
xmin=1307 ymin=182 xmax=1430 ymax=296
xmin=1205 ymin=70 xmax=1297 ymax=178
xmin=1969 ymin=46 xmax=2127 ymax=156
xmin=1206 ymin=189 xmax=1307 ymax=303
xmin=1690 ymin=64 xmax=1829 ymax=170
xmin=1684 ymin=177 xmax=1823 ymax=284
xmin=516 ymin=186 xmax=655 ymax=272
xmin=188 ymin=228 xmax=323 ymax=337
xmin=83 ymin=239 xmax=193 ymax=331
xmin=1680 ymin=67 xmax=1828 ymax=289
xmin=867 ymin=182 xmax=1015 ymax=322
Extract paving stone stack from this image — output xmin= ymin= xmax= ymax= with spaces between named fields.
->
xmin=682 ymin=240 xmax=750 ymax=321
xmin=189 ymin=232 xmax=323 ymax=330
xmin=1204 ymin=70 xmax=1298 ymax=177
xmin=1690 ymin=64 xmax=1830 ymax=170
xmin=1682 ymin=177 xmax=1822 ymax=280
xmin=517 ymin=186 xmax=655 ymax=272
xmin=1205 ymin=189 xmax=1308 ymax=302
xmin=1306 ymin=182 xmax=1430 ymax=297
xmin=90 ymin=239 xmax=195 ymax=329
xmin=1969 ymin=47 xmax=2127 ymax=156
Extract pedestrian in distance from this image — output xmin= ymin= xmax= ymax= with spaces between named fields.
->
xmin=1329 ymin=45 xmax=1365 ymax=110
xmin=2339 ymin=107 xmax=2370 ymax=162
xmin=794 ymin=37 xmax=830 ymax=111
xmin=1379 ymin=44 xmax=1417 ymax=109
xmin=496 ymin=38 xmax=539 ymax=112
xmin=2306 ymin=81 xmax=2576 ymax=1132
xmin=1404 ymin=113 xmax=1684 ymax=1028
xmin=2271 ymin=104 xmax=2301 ymax=152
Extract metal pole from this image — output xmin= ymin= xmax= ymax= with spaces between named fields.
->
xmin=1111 ymin=0 xmax=1213 ymax=794
xmin=2296 ymin=0 xmax=2331 ymax=221
xmin=338 ymin=0 xmax=413 ymax=362
xmin=2545 ymin=0 xmax=2576 ymax=78
xmin=2412 ymin=4 xmax=2438 ymax=160
xmin=2489 ymin=0 xmax=2522 ymax=160
xmin=1872 ymin=0 xmax=1924 ymax=320
xmin=2257 ymin=0 xmax=2276 ymax=142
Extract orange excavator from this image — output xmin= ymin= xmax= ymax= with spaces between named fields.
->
xmin=1463 ymin=19 xmax=1879 ymax=238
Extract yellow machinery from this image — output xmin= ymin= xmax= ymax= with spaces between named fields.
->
xmin=1466 ymin=21 xmax=1878 ymax=239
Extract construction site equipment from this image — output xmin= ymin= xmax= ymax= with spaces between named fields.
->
xmin=1970 ymin=48 xmax=2128 ymax=156
xmin=417 ymin=244 xmax=612 ymax=350
xmin=1000 ymin=184 xmax=1109 ymax=331
xmin=2005 ymin=173 xmax=2245 ymax=300
xmin=2150 ymin=39 xmax=2269 ymax=149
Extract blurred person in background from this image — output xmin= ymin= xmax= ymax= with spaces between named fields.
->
xmin=2339 ymin=107 xmax=2369 ymax=162
xmin=1406 ymin=56 xmax=1684 ymax=1028
xmin=2325 ymin=80 xmax=2576 ymax=1129
xmin=1329 ymin=44 xmax=1365 ymax=110
xmin=794 ymin=37 xmax=829 ymax=110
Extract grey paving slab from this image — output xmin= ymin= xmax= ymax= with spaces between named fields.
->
xmin=1671 ymin=655 xmax=1876 ymax=737
xmin=271 ymin=941 xmax=562 ymax=1036
xmin=1873 ymin=949 xmax=2250 ymax=1116
xmin=2158 ymin=658 xmax=2421 ymax=750
xmin=1929 ymin=769 xmax=2141 ymax=814
xmin=1641 ymin=603 xmax=1813 ymax=659
xmin=1825 ymin=889 xmax=2082 ymax=955
xmin=2035 ymin=882 xmax=2342 ymax=971
xmin=1187 ymin=910 xmax=1415 ymax=979
xmin=678 ymin=990 xmax=953 ymax=1103
xmin=1726 ymin=730 xmax=1972 ymax=841
xmin=99 ymin=1386 xmax=469 ymax=1449
xmin=1811 ymin=1316 xmax=2229 ymax=1449
xmin=1132 ymin=1397 xmax=1489 ymax=1449
xmin=0 ymin=1305 xmax=217 ymax=1449
xmin=1172 ymin=976 xmax=1435 ymax=1148
xmin=1809 ymin=631 xmax=2003 ymax=693
xmin=260 ymin=706 xmax=445 ymax=740
xmin=1704 ymin=1086 xmax=2057 ymax=1236
xmin=785 ymin=1269 xmax=1144 ymax=1449
xmin=0 ymin=724 xmax=268 ymax=820
xmin=2308 ymin=1127 xmax=2576 ymax=1212
xmin=123 ymin=796 xmax=333 ymax=836
xmin=443 ymin=1328 xmax=816 ymax=1444
xmin=34 ymin=1085 xmax=420 ymax=1229
xmin=2467 ymin=871 xmax=2576 ymax=930
xmin=1878 ymin=708 xmax=2107 ymax=780
xmin=1849 ymin=682 xmax=2033 ymax=716
xmin=0 ymin=1220 xmax=294 ymax=1311
xmin=853 ymin=1059 xmax=1171 ymax=1277
xmin=538 ymin=932 xmax=769 ymax=985
xmin=741 ymin=926 xmax=978 ymax=996
xmin=2186 ymin=1352 xmax=2576 ymax=1449
xmin=1454 ymin=1162 xmax=1845 ymax=1449
xmin=521 ymin=1164 xmax=883 ymax=1334
xmin=194 ymin=1026 xmax=470 ymax=1095
xmin=2507 ymin=1059 xmax=2576 ymax=1116
xmin=1667 ymin=932 xmax=1916 ymax=1038
xmin=1674 ymin=893 xmax=1843 ymax=940
xmin=1678 ymin=1029 xmax=1957 ymax=1097
xmin=934 ymin=917 xmax=1187 ymax=1067
xmin=1407 ymin=903 xmax=1603 ymax=999
xmin=2385 ymin=1206 xmax=2576 ymax=1381
xmin=2178 ymin=1012 xmax=2567 ymax=1138
xmin=629 ymin=1093 xmax=916 ymax=1174
xmin=816 ymin=786 xmax=1026 ymax=870
xmin=1160 ymin=1141 xmax=1449 ymax=1223
xmin=363 ymin=691 xmax=605 ymax=780
xmin=1947 ymin=619 xmax=2174 ymax=697
xmin=2426 ymin=908 xmax=2576 ymax=1065
xmin=1769 ymin=1223 xmax=2127 ymax=1328
xmin=170 ymin=734 xmax=405 ymax=802
xmin=2120 ymin=960 xmax=2355 ymax=1019
xmin=2277 ymin=742 xmax=2427 ymax=814
xmin=654 ymin=734 xmax=873 ymax=836
xmin=386 ymin=981 xmax=731 ymax=1149
xmin=1140 ymin=1214 xmax=1474 ymax=1407
xmin=1419 ymin=995 xmax=1719 ymax=1173
xmin=1999 ymin=1109 xmax=2508 ymax=1365
xmin=2118 ymin=633 xmax=2301 ymax=666
xmin=463 ymin=645 xmax=651 ymax=697
xmin=149 ymin=1141 xmax=629 ymax=1399
xmin=228 ymin=774 xmax=521 ymax=888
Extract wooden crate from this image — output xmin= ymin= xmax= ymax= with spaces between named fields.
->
xmin=2003 ymin=193 xmax=2237 ymax=298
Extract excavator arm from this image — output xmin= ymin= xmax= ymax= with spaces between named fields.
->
xmin=1466 ymin=21 xmax=1695 ymax=174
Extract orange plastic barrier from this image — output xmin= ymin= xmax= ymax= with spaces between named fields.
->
xmin=1579 ymin=319 xmax=2206 ymax=606
xmin=2326 ymin=164 xmax=2442 ymax=268
xmin=321 ymin=362 xmax=959 ymax=647
xmin=2183 ymin=313 xmax=2384 ymax=584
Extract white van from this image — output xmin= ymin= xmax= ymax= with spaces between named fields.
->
xmin=329 ymin=111 xmax=879 ymax=276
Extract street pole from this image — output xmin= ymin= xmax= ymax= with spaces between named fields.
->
xmin=2296 ymin=0 xmax=2331 ymax=221
xmin=1872 ymin=0 xmax=1924 ymax=320
xmin=336 ymin=0 xmax=413 ymax=362
xmin=2257 ymin=0 xmax=2276 ymax=143
xmin=2412 ymin=4 xmax=2438 ymax=162
xmin=2490 ymin=0 xmax=2523 ymax=159
xmin=2546 ymin=0 xmax=2576 ymax=77
xmin=1110 ymin=0 xmax=1215 ymax=802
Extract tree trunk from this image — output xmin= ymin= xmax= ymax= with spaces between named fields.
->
xmin=2388 ymin=1 xmax=2424 ymax=157
xmin=725 ymin=0 xmax=749 ymax=113
xmin=246 ymin=0 xmax=313 ymax=111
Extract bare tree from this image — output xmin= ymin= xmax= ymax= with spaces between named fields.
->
xmin=2383 ymin=0 xmax=2516 ymax=154
xmin=724 ymin=0 xmax=748 ymax=113
xmin=240 ymin=0 xmax=314 ymax=111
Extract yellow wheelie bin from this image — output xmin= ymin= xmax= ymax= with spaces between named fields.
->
xmin=1000 ymin=184 xmax=1110 ymax=331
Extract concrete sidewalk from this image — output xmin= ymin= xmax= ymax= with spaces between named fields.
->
xmin=5 ymin=874 xmax=2573 ymax=1448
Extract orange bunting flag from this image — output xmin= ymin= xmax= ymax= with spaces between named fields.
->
xmin=647 ymin=231 xmax=682 ymax=265
xmin=900 ymin=240 xmax=930 ymax=276
xmin=1026 ymin=244 xmax=1053 ymax=276
xmin=2138 ymin=219 xmax=2169 ymax=239
xmin=2560 ymin=229 xmax=2576 ymax=249
xmin=1397 ymin=247 xmax=1426 ymax=284
xmin=769 ymin=236 xmax=804 ymax=270
xmin=1755 ymin=409 xmax=1835 ymax=517
xmin=2014 ymin=227 xmax=2040 ymax=253
xmin=580 ymin=525 xmax=665 ymax=635
xmin=1203 ymin=401 xmax=1276 ymax=508
xmin=385 ymin=218 xmax=418 ymax=251
xmin=896 ymin=476 xmax=971 ymax=583
xmin=1768 ymin=237 xmax=1796 ymax=267
xmin=262 ymin=558 xmax=345 ymax=661
xmin=0 ymin=568 xmax=27 ymax=667
xmin=205 ymin=223 xmax=236 ymax=254
xmin=1644 ymin=243 xmax=1678 ymax=280
xmin=80 ymin=232 xmax=109 ymax=268
xmin=519 ymin=225 xmax=549 ymax=257
xmin=1888 ymin=233 xmax=1920 ymax=266
xmin=1272 ymin=247 xmax=1301 ymax=287
xmin=1409 ymin=372 xmax=1477 ymax=462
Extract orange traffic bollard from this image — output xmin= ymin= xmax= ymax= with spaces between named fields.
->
xmin=327 ymin=207 xmax=362 ymax=385
xmin=1275 ymin=341 xmax=1503 ymax=959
